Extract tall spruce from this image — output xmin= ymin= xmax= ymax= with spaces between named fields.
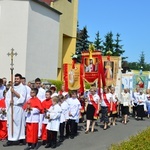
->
xmin=80 ymin=26 xmax=90 ymax=52
xmin=102 ymin=31 xmax=114 ymax=55
xmin=94 ymin=31 xmax=103 ymax=50
xmin=114 ymin=33 xmax=127 ymax=60
xmin=114 ymin=33 xmax=125 ymax=56
xmin=76 ymin=22 xmax=82 ymax=55
xmin=138 ymin=51 xmax=145 ymax=70
xmin=76 ymin=26 xmax=89 ymax=55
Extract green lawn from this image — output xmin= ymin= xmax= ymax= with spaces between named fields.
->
xmin=109 ymin=126 xmax=150 ymax=150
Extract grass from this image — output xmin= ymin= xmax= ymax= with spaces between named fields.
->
xmin=109 ymin=126 xmax=150 ymax=150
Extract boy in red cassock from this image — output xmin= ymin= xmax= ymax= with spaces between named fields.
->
xmin=41 ymin=90 xmax=52 ymax=145
xmin=23 ymin=88 xmax=43 ymax=150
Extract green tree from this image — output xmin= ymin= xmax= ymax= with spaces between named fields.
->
xmin=80 ymin=26 xmax=90 ymax=52
xmin=114 ymin=33 xmax=127 ymax=61
xmin=126 ymin=51 xmax=150 ymax=71
xmin=102 ymin=31 xmax=114 ymax=55
xmin=75 ymin=25 xmax=90 ymax=62
xmin=138 ymin=51 xmax=145 ymax=69
xmin=94 ymin=31 xmax=103 ymax=50
xmin=126 ymin=62 xmax=139 ymax=70
xmin=114 ymin=33 xmax=124 ymax=55
xmin=145 ymin=63 xmax=150 ymax=71
xmin=76 ymin=22 xmax=82 ymax=55
xmin=76 ymin=26 xmax=90 ymax=55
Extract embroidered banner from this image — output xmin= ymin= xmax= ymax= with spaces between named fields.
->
xmin=63 ymin=64 xmax=83 ymax=91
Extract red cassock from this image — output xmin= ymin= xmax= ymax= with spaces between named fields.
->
xmin=110 ymin=101 xmax=118 ymax=114
xmin=0 ymin=99 xmax=7 ymax=140
xmin=23 ymin=97 xmax=43 ymax=143
xmin=41 ymin=99 xmax=52 ymax=140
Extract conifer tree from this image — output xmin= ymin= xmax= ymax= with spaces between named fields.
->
xmin=76 ymin=26 xmax=90 ymax=54
xmin=114 ymin=33 xmax=125 ymax=56
xmin=80 ymin=26 xmax=90 ymax=52
xmin=102 ymin=31 xmax=114 ymax=55
xmin=138 ymin=51 xmax=145 ymax=70
xmin=94 ymin=31 xmax=103 ymax=50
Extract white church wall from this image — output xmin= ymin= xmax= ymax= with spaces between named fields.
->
xmin=0 ymin=0 xmax=29 ymax=79
xmin=0 ymin=0 xmax=60 ymax=82
xmin=26 ymin=0 xmax=60 ymax=81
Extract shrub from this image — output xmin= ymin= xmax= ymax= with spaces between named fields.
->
xmin=109 ymin=127 xmax=150 ymax=150
xmin=42 ymin=79 xmax=63 ymax=91
xmin=85 ymin=82 xmax=91 ymax=89
xmin=41 ymin=79 xmax=92 ymax=92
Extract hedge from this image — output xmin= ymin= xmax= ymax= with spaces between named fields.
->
xmin=41 ymin=79 xmax=91 ymax=92
xmin=109 ymin=127 xmax=150 ymax=150
xmin=42 ymin=79 xmax=63 ymax=91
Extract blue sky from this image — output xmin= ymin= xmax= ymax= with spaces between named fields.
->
xmin=78 ymin=0 xmax=150 ymax=63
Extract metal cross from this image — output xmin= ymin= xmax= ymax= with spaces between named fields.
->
xmin=7 ymin=48 xmax=17 ymax=70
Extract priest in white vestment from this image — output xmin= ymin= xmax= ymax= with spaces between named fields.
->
xmin=3 ymin=74 xmax=26 ymax=147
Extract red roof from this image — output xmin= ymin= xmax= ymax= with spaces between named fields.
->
xmin=40 ymin=0 xmax=53 ymax=5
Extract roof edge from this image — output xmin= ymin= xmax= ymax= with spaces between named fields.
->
xmin=31 ymin=0 xmax=62 ymax=15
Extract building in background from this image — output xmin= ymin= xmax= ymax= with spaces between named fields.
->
xmin=49 ymin=0 xmax=78 ymax=80
xmin=0 ymin=0 xmax=78 ymax=81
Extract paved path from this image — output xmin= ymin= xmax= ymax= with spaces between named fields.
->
xmin=0 ymin=117 xmax=150 ymax=150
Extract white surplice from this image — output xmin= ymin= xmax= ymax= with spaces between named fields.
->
xmin=37 ymin=87 xmax=46 ymax=137
xmin=5 ymin=83 xmax=26 ymax=141
xmin=46 ymin=104 xmax=62 ymax=132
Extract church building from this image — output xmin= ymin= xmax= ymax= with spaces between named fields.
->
xmin=0 ymin=0 xmax=78 ymax=81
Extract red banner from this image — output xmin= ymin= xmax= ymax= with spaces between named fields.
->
xmin=63 ymin=64 xmax=69 ymax=92
xmin=84 ymin=72 xmax=99 ymax=83
xmin=63 ymin=64 xmax=83 ymax=92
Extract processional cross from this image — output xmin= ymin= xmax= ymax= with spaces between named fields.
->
xmin=7 ymin=48 xmax=17 ymax=137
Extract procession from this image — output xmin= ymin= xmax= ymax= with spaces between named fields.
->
xmin=1 ymin=0 xmax=150 ymax=150
xmin=0 ymin=55 xmax=150 ymax=150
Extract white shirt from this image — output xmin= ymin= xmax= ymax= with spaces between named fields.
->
xmin=37 ymin=87 xmax=46 ymax=102
xmin=60 ymin=101 xmax=69 ymax=123
xmin=121 ymin=92 xmax=131 ymax=106
xmin=25 ymin=85 xmax=31 ymax=102
xmin=25 ymin=108 xmax=40 ymax=123
xmin=146 ymin=94 xmax=150 ymax=104
xmin=68 ymin=98 xmax=81 ymax=120
xmin=87 ymin=94 xmax=100 ymax=105
xmin=46 ymin=104 xmax=62 ymax=131
xmin=101 ymin=93 xmax=111 ymax=107
xmin=137 ymin=93 xmax=146 ymax=105
xmin=133 ymin=92 xmax=140 ymax=104
xmin=111 ymin=93 xmax=118 ymax=103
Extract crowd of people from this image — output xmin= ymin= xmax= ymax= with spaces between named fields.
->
xmin=0 ymin=74 xmax=150 ymax=150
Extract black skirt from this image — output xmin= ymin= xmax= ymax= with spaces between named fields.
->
xmin=109 ymin=112 xmax=118 ymax=118
xmin=137 ymin=105 xmax=145 ymax=117
xmin=101 ymin=106 xmax=109 ymax=123
xmin=86 ymin=104 xmax=96 ymax=120
xmin=122 ymin=106 xmax=129 ymax=115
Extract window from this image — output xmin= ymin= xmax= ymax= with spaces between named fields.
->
xmin=68 ymin=0 xmax=72 ymax=3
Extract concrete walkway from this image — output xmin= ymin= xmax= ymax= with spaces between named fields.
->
xmin=0 ymin=117 xmax=150 ymax=150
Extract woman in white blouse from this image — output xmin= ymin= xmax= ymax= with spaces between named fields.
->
xmin=136 ymin=89 xmax=146 ymax=120
xmin=85 ymin=87 xmax=100 ymax=133
xmin=121 ymin=88 xmax=130 ymax=124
